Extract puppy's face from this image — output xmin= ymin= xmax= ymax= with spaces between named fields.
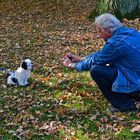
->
xmin=21 ymin=59 xmax=33 ymax=70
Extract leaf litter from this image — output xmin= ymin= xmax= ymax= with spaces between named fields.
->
xmin=0 ymin=0 xmax=140 ymax=139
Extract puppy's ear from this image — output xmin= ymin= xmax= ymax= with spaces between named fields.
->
xmin=21 ymin=61 xmax=27 ymax=70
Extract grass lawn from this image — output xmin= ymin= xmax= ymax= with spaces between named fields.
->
xmin=0 ymin=0 xmax=140 ymax=139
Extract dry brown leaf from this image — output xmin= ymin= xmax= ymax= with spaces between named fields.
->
xmin=131 ymin=125 xmax=140 ymax=132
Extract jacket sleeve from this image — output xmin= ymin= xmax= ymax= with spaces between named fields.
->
xmin=75 ymin=52 xmax=96 ymax=71
xmin=94 ymin=42 xmax=122 ymax=64
xmin=75 ymin=42 xmax=122 ymax=72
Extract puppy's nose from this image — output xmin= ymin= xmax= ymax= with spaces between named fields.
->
xmin=31 ymin=65 xmax=34 ymax=70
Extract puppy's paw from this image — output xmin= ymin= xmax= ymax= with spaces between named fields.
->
xmin=19 ymin=82 xmax=30 ymax=87
xmin=19 ymin=83 xmax=26 ymax=86
xmin=24 ymin=82 xmax=30 ymax=86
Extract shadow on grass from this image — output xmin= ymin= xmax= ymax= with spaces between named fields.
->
xmin=0 ymin=75 xmax=107 ymax=139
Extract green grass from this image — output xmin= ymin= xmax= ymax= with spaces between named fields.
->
xmin=115 ymin=128 xmax=140 ymax=139
xmin=1 ymin=67 xmax=140 ymax=139
xmin=1 ymin=1 xmax=140 ymax=139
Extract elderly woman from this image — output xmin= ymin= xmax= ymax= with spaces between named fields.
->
xmin=62 ymin=13 xmax=140 ymax=113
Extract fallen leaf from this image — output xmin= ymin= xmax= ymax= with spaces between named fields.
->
xmin=131 ymin=125 xmax=140 ymax=132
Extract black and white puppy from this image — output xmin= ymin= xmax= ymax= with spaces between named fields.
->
xmin=7 ymin=59 xmax=33 ymax=86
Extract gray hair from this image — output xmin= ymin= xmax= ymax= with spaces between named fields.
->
xmin=94 ymin=13 xmax=123 ymax=32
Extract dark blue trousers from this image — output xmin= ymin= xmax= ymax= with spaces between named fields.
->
xmin=90 ymin=65 xmax=137 ymax=111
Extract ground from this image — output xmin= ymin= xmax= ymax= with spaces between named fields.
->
xmin=0 ymin=0 xmax=140 ymax=139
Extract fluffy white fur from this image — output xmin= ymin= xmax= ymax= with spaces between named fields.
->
xmin=7 ymin=59 xmax=33 ymax=86
xmin=7 ymin=72 xmax=17 ymax=85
